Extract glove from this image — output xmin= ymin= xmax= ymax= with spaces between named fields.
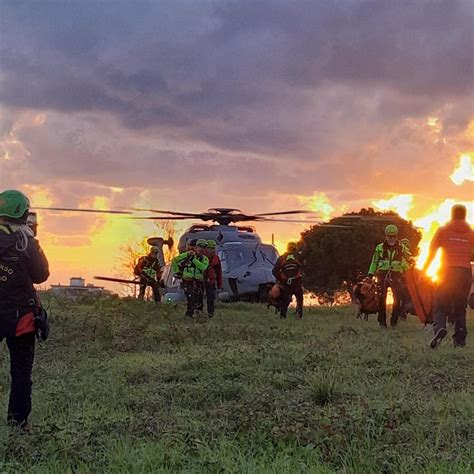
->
xmin=34 ymin=306 xmax=50 ymax=342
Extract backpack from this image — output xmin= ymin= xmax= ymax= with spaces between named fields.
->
xmin=353 ymin=279 xmax=379 ymax=318
xmin=280 ymin=254 xmax=302 ymax=280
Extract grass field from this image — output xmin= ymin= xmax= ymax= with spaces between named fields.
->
xmin=0 ymin=296 xmax=473 ymax=473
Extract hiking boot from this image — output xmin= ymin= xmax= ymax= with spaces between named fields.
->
xmin=430 ymin=328 xmax=447 ymax=349
xmin=453 ymin=335 xmax=466 ymax=348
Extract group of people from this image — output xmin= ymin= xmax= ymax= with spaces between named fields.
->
xmin=0 ymin=188 xmax=472 ymax=431
xmin=134 ymin=238 xmax=223 ymax=318
xmin=171 ymin=238 xmax=223 ymax=318
xmin=363 ymin=204 xmax=473 ymax=349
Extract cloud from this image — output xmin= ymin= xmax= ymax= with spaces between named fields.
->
xmin=1 ymin=1 xmax=471 ymax=155
xmin=0 ymin=0 xmax=472 ymax=240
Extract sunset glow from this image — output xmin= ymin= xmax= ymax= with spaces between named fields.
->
xmin=0 ymin=2 xmax=472 ymax=290
xmin=450 ymin=154 xmax=474 ymax=185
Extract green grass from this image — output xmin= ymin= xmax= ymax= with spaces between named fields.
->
xmin=0 ymin=296 xmax=473 ymax=473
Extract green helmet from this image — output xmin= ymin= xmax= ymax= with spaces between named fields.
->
xmin=0 ymin=190 xmax=30 ymax=220
xmin=207 ymin=239 xmax=217 ymax=249
xmin=385 ymin=224 xmax=399 ymax=236
xmin=196 ymin=239 xmax=208 ymax=248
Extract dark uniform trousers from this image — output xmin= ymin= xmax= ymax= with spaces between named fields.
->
xmin=181 ymin=280 xmax=204 ymax=317
xmin=138 ymin=278 xmax=161 ymax=302
xmin=434 ymin=267 xmax=471 ymax=345
xmin=205 ymin=282 xmax=216 ymax=316
xmin=279 ymin=278 xmax=304 ymax=318
xmin=5 ymin=332 xmax=35 ymax=426
xmin=377 ymin=271 xmax=406 ymax=327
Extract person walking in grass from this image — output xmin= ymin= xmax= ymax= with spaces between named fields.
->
xmin=272 ymin=242 xmax=304 ymax=319
xmin=368 ymin=225 xmax=412 ymax=328
xmin=0 ymin=190 xmax=50 ymax=430
xmin=423 ymin=204 xmax=474 ymax=348
xmin=172 ymin=239 xmax=209 ymax=318
xmin=204 ymin=239 xmax=223 ymax=318
xmin=134 ymin=246 xmax=162 ymax=302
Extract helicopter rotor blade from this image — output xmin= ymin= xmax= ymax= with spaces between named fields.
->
xmin=253 ymin=210 xmax=316 ymax=217
xmin=130 ymin=208 xmax=203 ymax=217
xmin=33 ymin=206 xmax=132 ymax=215
xmin=253 ymin=217 xmax=325 ymax=224
xmin=127 ymin=216 xmax=193 ymax=220
xmin=254 ymin=218 xmax=353 ymax=227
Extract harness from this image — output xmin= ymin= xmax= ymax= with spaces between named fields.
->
xmin=279 ymin=254 xmax=303 ymax=284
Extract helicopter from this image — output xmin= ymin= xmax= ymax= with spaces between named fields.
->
xmin=34 ymin=205 xmax=331 ymax=302
xmin=127 ymin=207 xmax=326 ymax=302
xmin=144 ymin=208 xmax=306 ymax=303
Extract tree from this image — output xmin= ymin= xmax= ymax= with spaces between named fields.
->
xmin=300 ymin=208 xmax=422 ymax=292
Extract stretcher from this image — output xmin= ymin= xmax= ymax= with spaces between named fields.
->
xmin=405 ymin=268 xmax=434 ymax=324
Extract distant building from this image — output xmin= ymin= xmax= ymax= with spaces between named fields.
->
xmin=50 ymin=277 xmax=112 ymax=297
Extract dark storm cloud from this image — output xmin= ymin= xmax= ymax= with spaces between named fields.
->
xmin=1 ymin=0 xmax=472 ymax=156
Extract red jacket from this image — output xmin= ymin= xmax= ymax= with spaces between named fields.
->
xmin=205 ymin=253 xmax=223 ymax=288
xmin=430 ymin=220 xmax=474 ymax=269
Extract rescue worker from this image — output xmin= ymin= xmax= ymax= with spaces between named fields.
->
xmin=423 ymin=204 xmax=474 ymax=348
xmin=172 ymin=239 xmax=209 ymax=318
xmin=204 ymin=240 xmax=223 ymax=318
xmin=134 ymin=247 xmax=162 ymax=302
xmin=272 ymin=242 xmax=304 ymax=319
xmin=0 ymin=190 xmax=49 ymax=429
xmin=368 ymin=225 xmax=411 ymax=328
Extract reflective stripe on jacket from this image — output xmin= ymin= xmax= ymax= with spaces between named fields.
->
xmin=368 ymin=241 xmax=411 ymax=275
xmin=172 ymin=252 xmax=209 ymax=281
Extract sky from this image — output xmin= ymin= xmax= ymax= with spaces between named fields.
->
xmin=0 ymin=0 xmax=473 ymax=287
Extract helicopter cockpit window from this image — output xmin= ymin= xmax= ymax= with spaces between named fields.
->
xmin=258 ymin=245 xmax=278 ymax=265
xmin=219 ymin=245 xmax=278 ymax=272
xmin=219 ymin=247 xmax=252 ymax=271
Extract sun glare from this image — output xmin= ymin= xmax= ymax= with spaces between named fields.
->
xmin=450 ymin=154 xmax=474 ymax=185
xmin=373 ymin=194 xmax=414 ymax=220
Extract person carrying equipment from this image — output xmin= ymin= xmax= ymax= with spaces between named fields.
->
xmin=368 ymin=224 xmax=412 ymax=328
xmin=272 ymin=242 xmax=304 ymax=319
xmin=0 ymin=190 xmax=50 ymax=429
xmin=423 ymin=204 xmax=474 ymax=348
xmin=172 ymin=239 xmax=209 ymax=318
xmin=134 ymin=247 xmax=162 ymax=302
xmin=204 ymin=240 xmax=223 ymax=318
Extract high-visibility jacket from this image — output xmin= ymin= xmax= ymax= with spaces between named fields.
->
xmin=134 ymin=256 xmax=161 ymax=280
xmin=368 ymin=241 xmax=411 ymax=275
xmin=172 ymin=252 xmax=209 ymax=281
